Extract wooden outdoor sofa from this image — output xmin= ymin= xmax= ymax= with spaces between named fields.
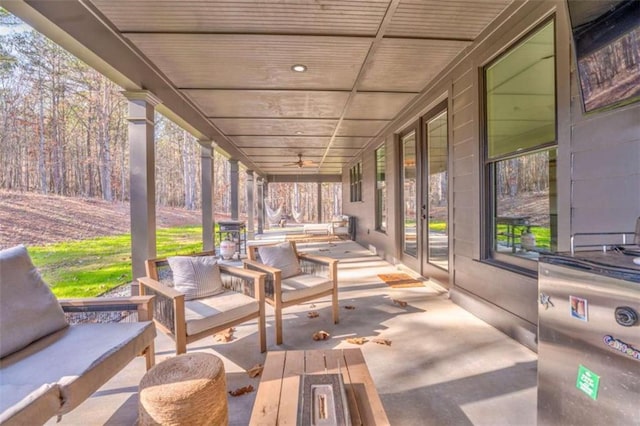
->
xmin=0 ymin=245 xmax=156 ymax=426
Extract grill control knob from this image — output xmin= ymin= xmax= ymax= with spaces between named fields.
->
xmin=615 ymin=306 xmax=638 ymax=327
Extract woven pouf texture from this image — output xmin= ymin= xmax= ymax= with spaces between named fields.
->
xmin=138 ymin=353 xmax=228 ymax=426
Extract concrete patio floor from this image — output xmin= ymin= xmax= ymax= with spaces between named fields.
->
xmin=48 ymin=239 xmax=537 ymax=426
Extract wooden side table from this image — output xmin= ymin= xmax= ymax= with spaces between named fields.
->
xmin=250 ymin=349 xmax=389 ymax=425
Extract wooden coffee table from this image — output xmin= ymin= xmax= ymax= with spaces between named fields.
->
xmin=250 ymin=349 xmax=389 ymax=425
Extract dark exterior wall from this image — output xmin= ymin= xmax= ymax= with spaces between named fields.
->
xmin=342 ymin=0 xmax=640 ymax=350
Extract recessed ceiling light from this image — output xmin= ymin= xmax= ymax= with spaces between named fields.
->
xmin=295 ymin=131 xmax=303 ymax=135
xmin=291 ymin=64 xmax=307 ymax=72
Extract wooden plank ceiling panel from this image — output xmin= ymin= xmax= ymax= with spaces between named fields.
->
xmin=233 ymin=136 xmax=330 ymax=149
xmin=212 ymin=118 xmax=338 ymax=136
xmin=125 ymin=34 xmax=373 ymax=90
xmin=336 ymin=120 xmax=390 ymax=137
xmin=358 ymin=38 xmax=470 ymax=92
xmin=242 ymin=147 xmax=359 ymax=156
xmin=387 ymin=0 xmax=513 ymax=39
xmin=92 ymin=0 xmax=390 ymax=36
xmin=346 ymin=92 xmax=418 ymax=120
xmin=183 ymin=90 xmax=350 ymax=118
xmin=332 ymin=137 xmax=373 ymax=148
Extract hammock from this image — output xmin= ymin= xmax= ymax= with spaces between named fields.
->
xmin=290 ymin=182 xmax=305 ymax=223
xmin=265 ymin=199 xmax=283 ymax=225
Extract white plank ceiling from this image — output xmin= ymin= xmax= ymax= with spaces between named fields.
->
xmin=84 ymin=0 xmax=513 ymax=177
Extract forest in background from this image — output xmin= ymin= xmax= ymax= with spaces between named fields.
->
xmin=0 ymin=10 xmax=342 ymax=224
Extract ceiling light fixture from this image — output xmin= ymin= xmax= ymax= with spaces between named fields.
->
xmin=295 ymin=131 xmax=303 ymax=135
xmin=291 ymin=64 xmax=307 ymax=72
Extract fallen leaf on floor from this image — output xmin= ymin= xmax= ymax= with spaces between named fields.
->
xmin=214 ymin=328 xmax=235 ymax=342
xmin=346 ymin=337 xmax=368 ymax=345
xmin=309 ymin=303 xmax=316 ymax=308
xmin=308 ymin=311 xmax=319 ymax=318
xmin=344 ymin=305 xmax=356 ymax=310
xmin=229 ymin=385 xmax=254 ymax=397
xmin=392 ymin=299 xmax=408 ymax=307
xmin=313 ymin=330 xmax=331 ymax=341
xmin=319 ymin=248 xmax=330 ymax=252
xmin=373 ymin=338 xmax=392 ymax=346
xmin=247 ymin=364 xmax=264 ymax=378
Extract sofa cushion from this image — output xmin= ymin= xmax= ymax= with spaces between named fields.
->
xmin=0 ymin=321 xmax=155 ymax=418
xmin=281 ymin=274 xmax=333 ymax=303
xmin=0 ymin=383 xmax=61 ymax=426
xmin=168 ymin=255 xmax=223 ymax=300
xmin=184 ymin=291 xmax=259 ymax=336
xmin=257 ymin=242 xmax=302 ymax=279
xmin=0 ymin=245 xmax=68 ymax=358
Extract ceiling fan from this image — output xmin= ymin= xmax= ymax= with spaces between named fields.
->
xmin=283 ymin=153 xmax=315 ymax=168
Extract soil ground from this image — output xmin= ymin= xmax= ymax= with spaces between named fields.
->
xmin=0 ymin=190 xmax=203 ymax=248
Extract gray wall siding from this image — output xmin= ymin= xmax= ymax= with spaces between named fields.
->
xmin=342 ymin=0 xmax=640 ymax=349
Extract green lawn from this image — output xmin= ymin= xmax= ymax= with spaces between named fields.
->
xmin=30 ymin=225 xmax=205 ymax=298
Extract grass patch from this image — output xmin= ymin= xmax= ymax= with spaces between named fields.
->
xmin=30 ymin=225 xmax=204 ymax=298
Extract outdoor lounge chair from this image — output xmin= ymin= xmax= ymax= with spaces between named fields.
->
xmin=139 ymin=251 xmax=266 ymax=354
xmin=244 ymin=241 xmax=338 ymax=345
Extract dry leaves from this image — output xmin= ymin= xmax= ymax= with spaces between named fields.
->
xmin=309 ymin=303 xmax=316 ymax=308
xmin=346 ymin=337 xmax=368 ymax=345
xmin=392 ymin=299 xmax=408 ymax=307
xmin=344 ymin=305 xmax=356 ymax=310
xmin=214 ymin=327 xmax=235 ymax=342
xmin=247 ymin=364 xmax=264 ymax=378
xmin=373 ymin=338 xmax=392 ymax=346
xmin=307 ymin=311 xmax=319 ymax=318
xmin=312 ymin=330 xmax=331 ymax=341
xmin=228 ymin=385 xmax=254 ymax=397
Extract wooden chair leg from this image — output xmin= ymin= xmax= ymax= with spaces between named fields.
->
xmin=275 ymin=307 xmax=283 ymax=345
xmin=144 ymin=343 xmax=155 ymax=370
xmin=332 ymin=289 xmax=340 ymax=324
xmin=258 ymin=307 xmax=267 ymax=353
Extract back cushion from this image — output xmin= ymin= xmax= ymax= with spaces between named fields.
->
xmin=258 ymin=242 xmax=302 ymax=279
xmin=167 ymin=255 xmax=223 ymax=300
xmin=0 ymin=245 xmax=68 ymax=358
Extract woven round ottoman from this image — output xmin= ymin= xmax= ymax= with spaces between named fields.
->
xmin=138 ymin=353 xmax=228 ymax=426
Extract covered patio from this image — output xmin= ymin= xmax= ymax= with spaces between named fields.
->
xmin=46 ymin=239 xmax=537 ymax=426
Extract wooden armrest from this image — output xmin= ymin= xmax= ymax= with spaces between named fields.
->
xmin=220 ymin=264 xmax=266 ymax=281
xmin=243 ymin=259 xmax=282 ymax=276
xmin=59 ymin=295 xmax=155 ymax=321
xmin=298 ymin=253 xmax=338 ymax=266
xmin=137 ymin=276 xmax=184 ymax=300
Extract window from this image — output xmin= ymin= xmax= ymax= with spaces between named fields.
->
xmin=375 ymin=145 xmax=387 ymax=231
xmin=349 ymin=162 xmax=362 ymax=202
xmin=484 ymin=19 xmax=557 ymax=269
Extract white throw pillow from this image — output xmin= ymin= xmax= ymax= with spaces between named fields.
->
xmin=167 ymin=255 xmax=223 ymax=301
xmin=0 ymin=245 xmax=68 ymax=358
xmin=257 ymin=242 xmax=302 ymax=279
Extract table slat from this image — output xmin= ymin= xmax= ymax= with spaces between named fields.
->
xmin=343 ymin=348 xmax=390 ymax=426
xmin=249 ymin=351 xmax=286 ymax=426
xmin=276 ymin=351 xmax=305 ymax=425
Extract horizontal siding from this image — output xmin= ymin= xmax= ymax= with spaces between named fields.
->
xmin=453 ymin=238 xmax=474 ymax=258
xmin=572 ymin=140 xmax=640 ymax=181
xmin=454 ymin=256 xmax=537 ymax=324
xmin=452 ymin=119 xmax=474 ymax=144
xmin=453 ymin=138 xmax=475 ymax=160
xmin=572 ymin=106 xmax=640 ymax=152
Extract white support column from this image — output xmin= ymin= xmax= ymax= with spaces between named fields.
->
xmin=123 ymin=91 xmax=160 ymax=294
xmin=257 ymin=177 xmax=264 ymax=234
xmin=264 ymin=180 xmax=270 ymax=230
xmin=246 ymin=170 xmax=255 ymax=240
xmin=229 ymin=159 xmax=239 ymax=221
xmin=200 ymin=140 xmax=215 ymax=252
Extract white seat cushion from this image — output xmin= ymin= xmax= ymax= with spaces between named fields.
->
xmin=0 ymin=383 xmax=61 ymax=426
xmin=280 ymin=273 xmax=333 ymax=303
xmin=184 ymin=291 xmax=259 ymax=336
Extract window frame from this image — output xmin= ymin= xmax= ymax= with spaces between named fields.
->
xmin=349 ymin=162 xmax=362 ymax=202
xmin=374 ymin=144 xmax=387 ymax=232
xmin=481 ymin=17 xmax=558 ymax=273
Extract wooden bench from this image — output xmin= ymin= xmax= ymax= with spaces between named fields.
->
xmin=250 ymin=349 xmax=389 ymax=425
